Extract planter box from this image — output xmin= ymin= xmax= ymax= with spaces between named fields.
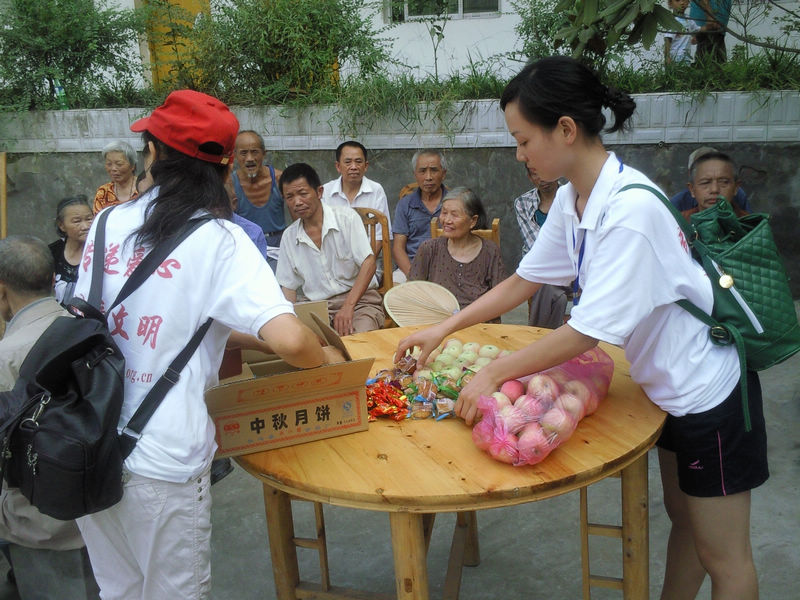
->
xmin=3 ymin=92 xmax=798 ymax=153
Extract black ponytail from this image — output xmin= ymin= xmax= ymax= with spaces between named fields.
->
xmin=500 ymin=56 xmax=635 ymax=136
xmin=132 ymin=132 xmax=232 ymax=249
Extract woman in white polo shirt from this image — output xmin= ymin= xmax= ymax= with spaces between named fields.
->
xmin=396 ymin=56 xmax=767 ymax=600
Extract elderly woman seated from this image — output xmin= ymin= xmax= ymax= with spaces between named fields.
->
xmin=409 ymin=187 xmax=505 ymax=321
xmin=93 ymin=140 xmax=139 ymax=214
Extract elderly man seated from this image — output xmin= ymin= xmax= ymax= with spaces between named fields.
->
xmin=0 ymin=235 xmax=99 ymax=599
xmin=392 ymin=149 xmax=448 ymax=283
xmin=276 ymin=163 xmax=385 ymax=335
xmin=670 ymin=146 xmax=752 ymax=213
xmin=682 ymin=150 xmax=749 ymax=219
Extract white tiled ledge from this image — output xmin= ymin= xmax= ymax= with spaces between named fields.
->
xmin=2 ymin=91 xmax=798 ymax=153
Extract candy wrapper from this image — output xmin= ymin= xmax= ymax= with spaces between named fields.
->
xmin=473 ymin=347 xmax=614 ymax=466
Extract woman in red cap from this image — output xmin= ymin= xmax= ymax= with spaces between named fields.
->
xmin=74 ymin=90 xmax=333 ymax=599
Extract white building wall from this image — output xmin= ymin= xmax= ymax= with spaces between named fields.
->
xmin=95 ymin=1 xmax=800 ymax=82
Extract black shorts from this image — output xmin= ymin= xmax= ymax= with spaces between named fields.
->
xmin=657 ymin=371 xmax=768 ymax=497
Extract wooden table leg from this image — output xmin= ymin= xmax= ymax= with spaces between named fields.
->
xmin=620 ymin=453 xmax=649 ymax=600
xmin=389 ymin=512 xmax=430 ymax=600
xmin=458 ymin=511 xmax=480 ymax=567
xmin=263 ymin=484 xmax=300 ymax=600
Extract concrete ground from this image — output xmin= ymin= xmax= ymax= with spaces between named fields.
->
xmin=1 ymin=302 xmax=797 ymax=599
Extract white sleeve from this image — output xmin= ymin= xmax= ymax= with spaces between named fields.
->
xmin=276 ymin=230 xmax=302 ymax=292
xmin=516 ymin=196 xmax=574 ymax=286
xmin=206 ymin=225 xmax=294 ymax=335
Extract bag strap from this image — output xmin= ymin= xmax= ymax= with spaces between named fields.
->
xmin=87 ymin=208 xmax=112 ymax=308
xmin=619 ymin=183 xmax=752 ymax=431
xmin=118 ymin=317 xmax=213 ymax=459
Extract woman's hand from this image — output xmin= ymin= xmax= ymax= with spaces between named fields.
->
xmin=394 ymin=323 xmax=449 ymax=367
xmin=454 ymin=364 xmax=503 ymax=425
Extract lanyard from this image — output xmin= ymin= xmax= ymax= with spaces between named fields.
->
xmin=572 ymin=229 xmax=585 ymax=306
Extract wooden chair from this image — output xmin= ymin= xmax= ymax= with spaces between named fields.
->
xmin=354 ymin=207 xmax=393 ymax=296
xmin=354 ymin=207 xmax=396 ymax=328
xmin=431 ymin=216 xmax=501 ymax=250
xmin=398 ymin=182 xmax=418 ymax=199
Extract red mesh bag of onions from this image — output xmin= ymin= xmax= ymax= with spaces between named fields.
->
xmin=471 ymin=347 xmax=614 ymax=466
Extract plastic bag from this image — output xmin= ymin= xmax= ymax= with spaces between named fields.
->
xmin=473 ymin=347 xmax=614 ymax=466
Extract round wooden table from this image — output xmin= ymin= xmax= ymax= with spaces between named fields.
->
xmin=236 ymin=323 xmax=666 ymax=600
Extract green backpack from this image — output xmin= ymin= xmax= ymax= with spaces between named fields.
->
xmin=621 ymin=184 xmax=800 ymax=430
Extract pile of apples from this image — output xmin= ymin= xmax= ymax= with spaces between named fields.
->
xmin=472 ymin=370 xmax=602 ymax=467
xmin=413 ymin=338 xmax=511 ymax=383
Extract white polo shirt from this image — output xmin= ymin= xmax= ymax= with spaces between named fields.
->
xmin=321 ymin=175 xmax=392 ymax=240
xmin=75 ymin=191 xmax=294 ymax=482
xmin=517 ymin=153 xmax=739 ymax=416
xmin=277 ymin=203 xmax=376 ymax=301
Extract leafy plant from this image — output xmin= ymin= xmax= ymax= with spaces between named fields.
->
xmin=510 ymin=0 xmax=571 ymax=63
xmin=556 ymin=0 xmax=799 ymax=63
xmin=173 ymin=0 xmax=390 ymax=105
xmin=551 ymin=0 xmax=680 ymax=69
xmin=0 ymin=0 xmax=143 ymax=110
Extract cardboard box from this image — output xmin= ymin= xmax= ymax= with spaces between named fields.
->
xmin=206 ymin=302 xmax=374 ymax=458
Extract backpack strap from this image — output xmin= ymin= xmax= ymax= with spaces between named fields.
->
xmin=86 ymin=207 xmax=112 ymax=309
xmin=619 ymin=183 xmax=751 ymax=431
xmin=118 ymin=317 xmax=213 ymax=459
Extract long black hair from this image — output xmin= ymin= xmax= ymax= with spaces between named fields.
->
xmin=133 ymin=131 xmax=232 ymax=248
xmin=500 ymin=56 xmax=636 ymax=136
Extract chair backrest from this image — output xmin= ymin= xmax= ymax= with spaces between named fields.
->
xmin=430 ymin=217 xmax=501 ymax=250
xmin=354 ymin=207 xmax=393 ymax=296
xmin=398 ymin=182 xmax=418 ymax=200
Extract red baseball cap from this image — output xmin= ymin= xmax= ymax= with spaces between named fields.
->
xmin=130 ymin=90 xmax=239 ymax=165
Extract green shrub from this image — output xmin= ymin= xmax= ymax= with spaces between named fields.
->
xmin=0 ymin=0 xmax=143 ymax=110
xmin=176 ymin=0 xmax=391 ymax=105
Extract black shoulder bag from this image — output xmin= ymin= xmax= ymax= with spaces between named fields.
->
xmin=0 ymin=209 xmax=214 ymax=520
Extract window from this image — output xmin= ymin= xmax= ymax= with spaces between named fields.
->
xmin=390 ymin=0 xmax=499 ymax=22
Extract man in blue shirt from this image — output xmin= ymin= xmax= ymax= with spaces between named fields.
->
xmin=690 ymin=0 xmax=732 ymax=63
xmin=670 ymin=146 xmax=752 ymax=212
xmin=392 ymin=149 xmax=448 ymax=283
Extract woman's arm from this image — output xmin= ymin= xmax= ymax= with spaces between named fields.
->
xmin=395 ymin=274 xmax=541 ymax=365
xmin=257 ymin=313 xmax=325 ymax=369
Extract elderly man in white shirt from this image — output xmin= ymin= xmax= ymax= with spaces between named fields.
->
xmin=321 ymin=140 xmax=392 ymax=256
xmin=278 ymin=162 xmax=385 ymax=336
